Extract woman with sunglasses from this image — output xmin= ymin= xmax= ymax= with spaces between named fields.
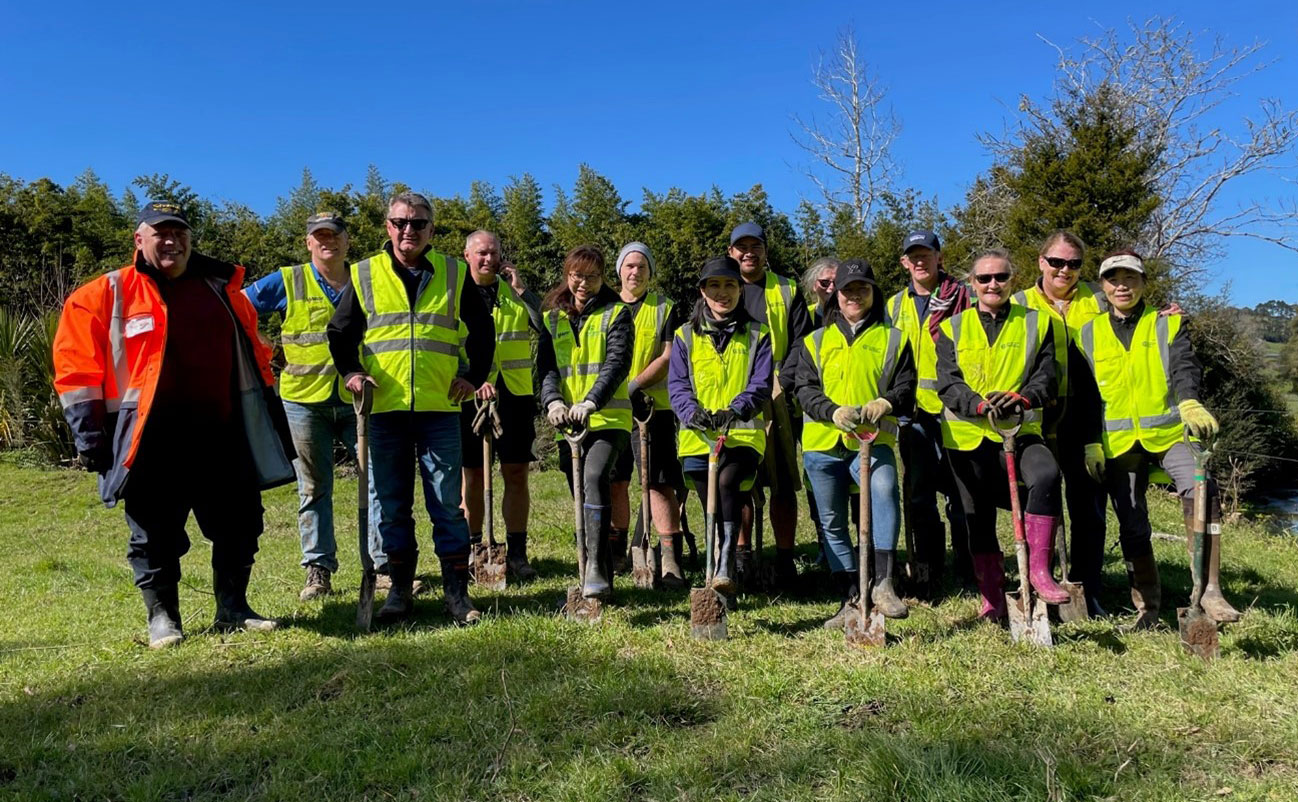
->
xmin=801 ymin=257 xmax=840 ymax=327
xmin=1010 ymin=231 xmax=1111 ymax=616
xmin=1071 ymin=251 xmax=1241 ymax=629
xmin=538 ymin=245 xmax=633 ymax=600
xmin=668 ymin=256 xmax=773 ymax=602
xmin=935 ymin=249 xmax=1069 ymax=621
xmin=796 ymin=259 xmax=915 ymax=627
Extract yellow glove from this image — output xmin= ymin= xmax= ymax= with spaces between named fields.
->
xmin=862 ymin=398 xmax=893 ymax=424
xmin=1083 ymin=443 xmax=1106 ymax=483
xmin=1178 ymin=399 xmax=1219 ymax=439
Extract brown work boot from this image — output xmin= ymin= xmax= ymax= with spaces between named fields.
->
xmin=505 ymin=532 xmax=539 ymax=581
xmin=1125 ymin=553 xmax=1161 ymax=631
xmin=376 ymin=559 xmax=416 ymax=623
xmin=871 ymin=550 xmax=909 ymax=619
xmin=1183 ymin=512 xmax=1242 ymax=623
xmin=659 ymin=533 xmax=685 ymax=589
xmin=823 ymin=571 xmax=859 ymax=630
xmin=299 ymin=565 xmax=332 ymax=601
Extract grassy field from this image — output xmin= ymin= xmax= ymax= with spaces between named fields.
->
xmin=2 ymin=455 xmax=1297 ymax=802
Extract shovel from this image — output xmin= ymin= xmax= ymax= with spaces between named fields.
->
xmin=898 ymin=422 xmax=928 ymax=594
xmin=561 ymin=424 xmax=601 ymax=623
xmin=1178 ymin=431 xmax=1219 ymax=659
xmin=990 ymin=413 xmax=1052 ymax=647
xmin=844 ymin=429 xmax=886 ymax=648
xmin=630 ymin=397 xmax=659 ymax=589
xmin=469 ymin=398 xmax=507 ymax=591
xmin=354 ymin=383 xmax=376 ymax=633
xmin=1052 ymin=514 xmax=1088 ymax=623
xmin=690 ymin=429 xmax=729 ymax=640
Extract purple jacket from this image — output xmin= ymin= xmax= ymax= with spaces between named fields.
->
xmin=668 ymin=319 xmax=773 ymax=425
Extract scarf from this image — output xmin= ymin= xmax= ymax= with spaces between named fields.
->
xmin=925 ymin=271 xmax=973 ymax=342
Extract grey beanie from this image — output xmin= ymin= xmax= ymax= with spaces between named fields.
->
xmin=616 ymin=241 xmax=656 ymax=277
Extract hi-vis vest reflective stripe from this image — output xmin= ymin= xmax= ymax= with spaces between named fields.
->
xmin=547 ymin=304 xmax=632 ymax=435
xmin=675 ymin=322 xmax=768 ymax=458
xmin=630 ymin=292 xmax=673 ymax=409
xmin=492 ymin=280 xmax=534 ymax=396
xmin=1077 ymin=308 xmax=1184 ymax=459
xmin=887 ymin=290 xmax=941 ymax=415
xmin=1011 ymin=280 xmax=1109 ymax=402
xmin=762 ymin=271 xmax=796 ymax=367
xmin=353 ymin=249 xmax=466 ymax=414
xmin=279 ymin=264 xmax=350 ymax=404
xmin=939 ymin=306 xmax=1048 ymax=451
xmin=801 ymin=323 xmax=903 ymax=451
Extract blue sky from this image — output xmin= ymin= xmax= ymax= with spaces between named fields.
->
xmin=2 ymin=1 xmax=1295 ymax=305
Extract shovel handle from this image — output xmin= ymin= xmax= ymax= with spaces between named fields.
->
xmin=854 ymin=432 xmax=875 ymax=612
xmin=1185 ymin=430 xmax=1211 ymax=610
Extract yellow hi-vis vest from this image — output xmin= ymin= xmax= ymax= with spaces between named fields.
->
xmin=490 ymin=280 xmax=534 ymax=396
xmin=629 ymin=291 xmax=673 ymax=409
xmin=1076 ymin=307 xmax=1185 ymax=458
xmin=887 ymin=289 xmax=942 ymax=415
xmin=800 ymin=322 xmax=904 ymax=451
xmin=757 ymin=271 xmax=796 ymax=366
xmin=353 ymin=249 xmax=466 ymax=414
xmin=547 ymin=304 xmax=632 ymax=436
xmin=279 ymin=263 xmax=350 ymax=404
xmin=939 ymin=305 xmax=1049 ymax=451
xmin=674 ymin=321 xmax=768 ymax=458
xmin=1011 ymin=280 xmax=1109 ymax=404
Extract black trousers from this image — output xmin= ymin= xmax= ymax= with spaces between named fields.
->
xmin=558 ymin=429 xmax=630 ymax=507
xmin=684 ymin=446 xmax=761 ymax=525
xmin=900 ymin=411 xmax=969 ymax=568
xmin=123 ymin=417 xmax=263 ymax=590
xmin=948 ymin=435 xmax=1061 ymax=554
xmin=1051 ymin=421 xmax=1108 ymax=588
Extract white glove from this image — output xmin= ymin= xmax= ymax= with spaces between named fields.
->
xmin=863 ymin=398 xmax=893 ymax=424
xmin=568 ymin=400 xmax=597 ymax=426
xmin=546 ymin=401 xmax=569 ymax=427
xmin=831 ymin=405 xmax=862 ymax=432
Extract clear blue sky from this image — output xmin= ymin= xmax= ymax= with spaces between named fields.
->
xmin=3 ymin=1 xmax=1295 ymax=305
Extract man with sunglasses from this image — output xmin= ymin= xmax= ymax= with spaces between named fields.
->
xmin=1010 ymin=231 xmax=1111 ymax=616
xmin=328 ymin=192 xmax=496 ymax=625
xmin=885 ymin=230 xmax=973 ymax=595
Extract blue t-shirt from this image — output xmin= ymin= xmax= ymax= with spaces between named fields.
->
xmin=244 ymin=264 xmax=346 ymax=314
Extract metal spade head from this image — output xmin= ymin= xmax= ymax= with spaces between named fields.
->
xmin=1054 ymin=580 xmax=1089 ymax=623
xmin=470 ymin=541 xmax=507 ymax=592
xmin=1007 ymin=591 xmax=1053 ymax=646
xmin=844 ymin=599 xmax=886 ymax=648
xmin=631 ymin=539 xmax=658 ymax=589
xmin=564 ymin=586 xmax=603 ymax=623
xmin=690 ymin=587 xmax=728 ymax=640
xmin=1177 ymin=606 xmax=1220 ymax=660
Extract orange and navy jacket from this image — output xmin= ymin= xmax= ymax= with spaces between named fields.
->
xmin=53 ymin=251 xmax=276 ymax=506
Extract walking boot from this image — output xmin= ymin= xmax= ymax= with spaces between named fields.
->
xmin=1125 ymin=553 xmax=1161 ymax=631
xmin=582 ymin=505 xmax=612 ymax=599
xmin=774 ymin=547 xmax=798 ymax=592
xmin=299 ymin=565 xmax=332 ymax=601
xmin=1024 ymin=513 xmax=1071 ymax=604
xmin=712 ymin=522 xmax=739 ymax=595
xmin=213 ymin=565 xmax=278 ymax=632
xmin=972 ymin=552 xmax=1007 ymax=620
xmin=141 ymin=586 xmax=183 ymax=649
xmin=505 ymin=532 xmax=538 ymax=581
xmin=1183 ymin=511 xmax=1242 ymax=622
xmin=734 ymin=545 xmax=753 ymax=587
xmin=871 ymin=549 xmax=909 ymax=619
xmin=823 ymin=571 xmax=860 ymax=630
xmin=609 ymin=527 xmax=630 ymax=575
xmin=659 ymin=532 xmax=685 ymax=589
xmin=376 ymin=557 xmax=416 ymax=623
xmin=441 ymin=554 xmax=481 ymax=625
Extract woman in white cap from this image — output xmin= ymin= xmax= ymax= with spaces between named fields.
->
xmin=1071 ymin=250 xmax=1241 ymax=629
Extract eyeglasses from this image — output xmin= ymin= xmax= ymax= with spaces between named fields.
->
xmin=972 ymin=272 xmax=1012 ymax=285
xmin=815 ymin=279 xmax=834 ymax=289
xmin=1044 ymin=256 xmax=1083 ymax=270
xmin=567 ymin=272 xmax=602 ymax=285
xmin=388 ymin=217 xmax=431 ymax=232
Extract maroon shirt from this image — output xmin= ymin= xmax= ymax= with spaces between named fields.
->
xmin=152 ymin=270 xmax=237 ymax=427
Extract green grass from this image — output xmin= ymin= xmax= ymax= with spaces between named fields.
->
xmin=2 ymin=456 xmax=1298 ymax=801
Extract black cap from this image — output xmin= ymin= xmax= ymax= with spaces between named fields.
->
xmin=699 ymin=256 xmax=743 ymax=286
xmin=729 ymin=221 xmax=765 ymax=245
xmin=835 ymin=258 xmax=877 ymax=289
xmin=306 ymin=211 xmax=347 ymax=235
xmin=902 ymin=230 xmax=940 ymax=253
xmin=137 ymin=200 xmax=189 ymax=229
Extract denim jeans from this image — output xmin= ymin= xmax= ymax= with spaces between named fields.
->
xmin=803 ymin=443 xmax=900 ymax=573
xmin=368 ymin=410 xmax=471 ymax=560
xmin=284 ymin=400 xmax=384 ymax=573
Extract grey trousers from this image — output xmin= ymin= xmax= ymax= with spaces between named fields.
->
xmin=1102 ymin=440 xmax=1220 ymax=560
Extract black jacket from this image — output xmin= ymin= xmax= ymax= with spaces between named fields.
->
xmin=795 ymin=316 xmax=917 ymax=423
xmin=538 ymin=285 xmax=633 ymax=411
xmin=936 ymin=305 xmax=1057 ymax=418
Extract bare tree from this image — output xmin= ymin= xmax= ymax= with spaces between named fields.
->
xmin=985 ymin=17 xmax=1298 ymax=287
xmin=791 ymin=26 xmax=900 ymax=229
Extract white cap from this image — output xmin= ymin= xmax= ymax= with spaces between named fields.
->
xmin=1099 ymin=253 xmax=1145 ymax=277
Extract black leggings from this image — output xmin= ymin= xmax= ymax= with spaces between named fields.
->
xmin=948 ymin=436 xmax=1061 ymax=553
xmin=684 ymin=446 xmax=761 ymax=525
xmin=558 ymin=430 xmax=629 ymax=508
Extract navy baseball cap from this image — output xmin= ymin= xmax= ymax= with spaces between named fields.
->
xmin=902 ymin=230 xmax=940 ymax=253
xmin=306 ymin=211 xmax=347 ymax=235
xmin=729 ymin=222 xmax=766 ymax=245
xmin=137 ymin=200 xmax=190 ymax=229
xmin=699 ymin=256 xmax=743 ymax=285
xmin=835 ymin=259 xmax=877 ymax=289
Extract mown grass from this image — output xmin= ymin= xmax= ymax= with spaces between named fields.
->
xmin=2 ymin=454 xmax=1297 ymax=801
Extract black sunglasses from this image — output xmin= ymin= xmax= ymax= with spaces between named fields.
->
xmin=972 ymin=272 xmax=1012 ymax=285
xmin=815 ymin=279 xmax=834 ymax=288
xmin=1044 ymin=256 xmax=1083 ymax=270
xmin=388 ymin=217 xmax=431 ymax=232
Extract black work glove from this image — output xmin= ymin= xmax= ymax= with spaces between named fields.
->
xmin=630 ymin=388 xmax=652 ymax=421
xmin=710 ymin=408 xmax=736 ymax=433
xmin=78 ymin=446 xmax=112 ymax=474
xmin=992 ymin=391 xmax=1031 ymax=416
xmin=686 ymin=408 xmax=712 ymax=431
xmin=975 ymin=390 xmax=1006 ymax=417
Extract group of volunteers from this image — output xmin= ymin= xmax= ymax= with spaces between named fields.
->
xmin=52 ymin=193 xmax=1243 ymax=649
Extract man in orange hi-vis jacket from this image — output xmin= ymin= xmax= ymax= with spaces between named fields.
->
xmin=53 ymin=201 xmax=296 ymax=649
